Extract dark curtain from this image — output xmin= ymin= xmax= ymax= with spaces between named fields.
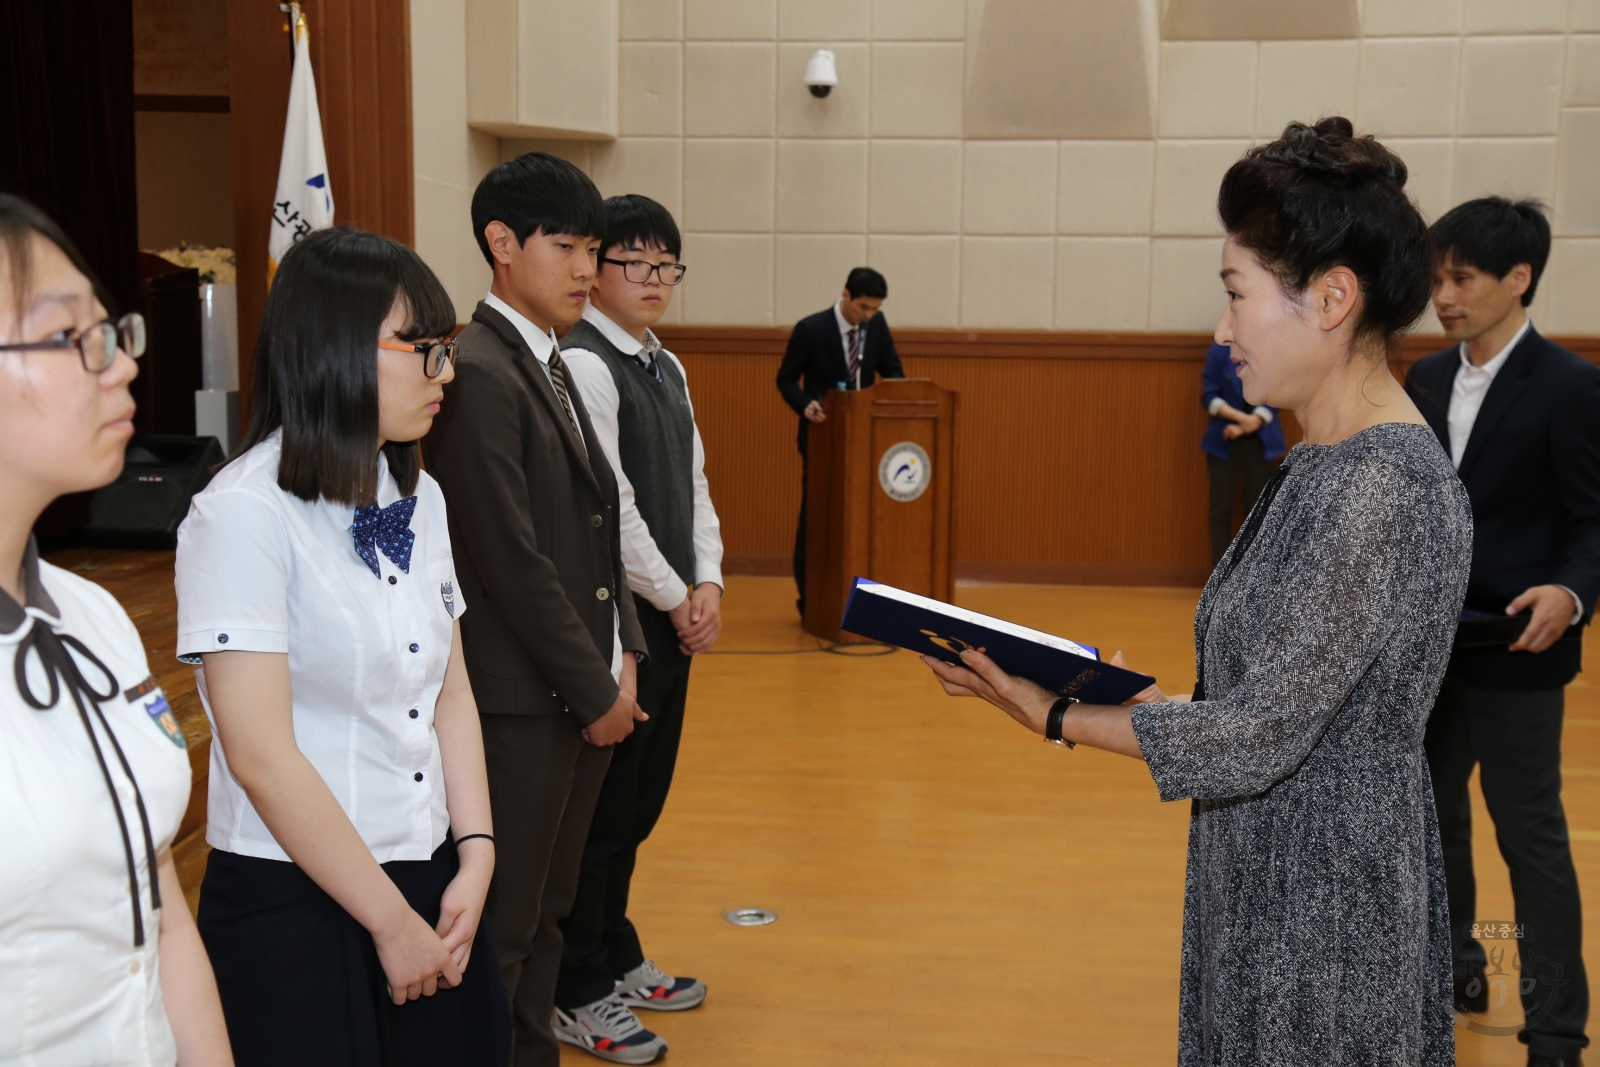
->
xmin=0 ymin=0 xmax=140 ymax=316
xmin=1 ymin=0 xmax=140 ymax=540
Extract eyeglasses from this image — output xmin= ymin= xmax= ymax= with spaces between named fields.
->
xmin=0 ymin=313 xmax=146 ymax=372
xmin=601 ymin=258 xmax=688 ymax=286
xmin=378 ymin=338 xmax=458 ymax=378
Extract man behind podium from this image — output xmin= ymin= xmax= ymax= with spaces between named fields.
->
xmin=777 ymin=267 xmax=904 ymax=616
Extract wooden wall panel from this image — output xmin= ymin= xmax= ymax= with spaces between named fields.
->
xmin=905 ymin=353 xmax=1213 ymax=585
xmin=663 ymin=327 xmax=1600 ymax=587
xmin=228 ymin=0 xmax=290 ymax=423
xmin=134 ymin=0 xmax=230 ymax=96
xmin=228 ymin=0 xmax=412 ymax=423
xmin=310 ymin=0 xmax=413 ymax=244
xmin=675 ymin=351 xmax=803 ymax=572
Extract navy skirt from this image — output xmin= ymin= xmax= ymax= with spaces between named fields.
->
xmin=197 ymin=837 xmax=510 ymax=1067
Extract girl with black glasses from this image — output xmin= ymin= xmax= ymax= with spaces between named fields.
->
xmin=0 ymin=194 xmax=234 ymax=1065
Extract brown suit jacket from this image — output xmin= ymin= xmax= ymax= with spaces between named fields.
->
xmin=423 ymin=300 xmax=646 ymax=726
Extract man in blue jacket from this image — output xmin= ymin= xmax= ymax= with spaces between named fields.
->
xmin=1201 ymin=341 xmax=1284 ymax=566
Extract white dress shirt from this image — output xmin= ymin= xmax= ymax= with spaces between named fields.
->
xmin=562 ymin=306 xmax=726 ymax=612
xmin=175 ymin=433 xmax=462 ymax=862
xmin=1446 ymin=317 xmax=1582 ymax=623
xmin=483 ymin=291 xmax=624 ymax=679
xmin=1447 ymin=317 xmax=1529 ymax=469
xmin=485 ymin=292 xmax=585 ymax=452
xmin=1 ymin=547 xmax=191 ymax=1066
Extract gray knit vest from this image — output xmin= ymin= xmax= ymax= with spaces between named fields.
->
xmin=561 ymin=318 xmax=697 ymax=586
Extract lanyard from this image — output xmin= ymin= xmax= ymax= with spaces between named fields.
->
xmin=14 ymin=617 xmax=161 ymax=947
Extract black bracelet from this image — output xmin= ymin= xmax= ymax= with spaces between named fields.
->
xmin=1045 ymin=698 xmax=1078 ymax=749
xmin=454 ymin=833 xmax=495 ymax=847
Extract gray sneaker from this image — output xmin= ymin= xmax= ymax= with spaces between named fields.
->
xmin=616 ymin=959 xmax=707 ymax=1012
xmin=551 ymin=995 xmax=667 ymax=1064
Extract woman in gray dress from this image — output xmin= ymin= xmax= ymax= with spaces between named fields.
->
xmin=926 ymin=117 xmax=1472 ymax=1066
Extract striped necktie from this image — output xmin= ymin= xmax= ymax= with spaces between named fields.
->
xmin=637 ymin=332 xmax=664 ymax=382
xmin=545 ymin=348 xmax=582 ymax=437
xmin=846 ymin=326 xmax=860 ymax=379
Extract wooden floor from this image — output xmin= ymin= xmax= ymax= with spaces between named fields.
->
xmin=45 ymin=551 xmax=1600 ymax=1066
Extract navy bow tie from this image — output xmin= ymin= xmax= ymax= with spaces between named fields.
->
xmin=351 ymin=496 xmax=417 ymax=578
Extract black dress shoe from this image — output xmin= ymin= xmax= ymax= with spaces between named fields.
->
xmin=1455 ymin=969 xmax=1488 ymax=1013
xmin=1528 ymin=1055 xmax=1583 ymax=1067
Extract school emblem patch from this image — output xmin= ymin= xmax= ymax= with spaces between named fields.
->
xmin=441 ymin=581 xmax=456 ymax=618
xmin=126 ymin=676 xmax=185 ymax=749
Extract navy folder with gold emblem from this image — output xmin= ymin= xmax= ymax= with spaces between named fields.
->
xmin=841 ymin=577 xmax=1156 ymax=705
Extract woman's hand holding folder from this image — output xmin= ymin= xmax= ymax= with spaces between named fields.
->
xmin=923 ymin=650 xmax=1166 ymax=760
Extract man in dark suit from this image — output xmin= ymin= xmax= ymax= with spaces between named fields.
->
xmin=423 ymin=153 xmax=659 ymax=1067
xmin=1405 ymin=197 xmax=1600 ymax=1067
xmin=776 ymin=266 xmax=905 ymax=615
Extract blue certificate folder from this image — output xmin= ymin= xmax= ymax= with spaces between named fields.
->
xmin=840 ymin=577 xmax=1157 ymax=705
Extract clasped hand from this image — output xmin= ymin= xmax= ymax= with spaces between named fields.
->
xmin=372 ymin=845 xmax=492 ymax=1005
xmin=668 ymin=583 xmax=723 ymax=656
xmin=583 ymin=652 xmax=647 ymax=746
xmin=1222 ymin=412 xmax=1264 ymax=440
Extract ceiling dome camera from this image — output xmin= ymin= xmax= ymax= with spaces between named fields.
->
xmin=804 ymin=49 xmax=838 ymax=98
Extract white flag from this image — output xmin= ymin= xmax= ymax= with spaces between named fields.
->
xmin=268 ymin=2 xmax=334 ymax=283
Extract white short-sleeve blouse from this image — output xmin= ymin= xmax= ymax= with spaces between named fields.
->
xmin=0 ymin=544 xmax=191 ymax=1066
xmin=175 ymin=432 xmax=465 ymax=863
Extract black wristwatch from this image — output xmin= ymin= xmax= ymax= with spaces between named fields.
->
xmin=1045 ymin=697 xmax=1078 ymax=749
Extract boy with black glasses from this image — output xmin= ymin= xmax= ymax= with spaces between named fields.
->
xmin=556 ymin=195 xmax=723 ymax=1063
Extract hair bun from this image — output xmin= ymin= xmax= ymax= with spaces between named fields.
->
xmin=1256 ymin=117 xmax=1408 ymax=188
xmin=1314 ymin=116 xmax=1355 ymax=140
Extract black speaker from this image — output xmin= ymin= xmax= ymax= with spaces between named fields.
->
xmin=83 ymin=435 xmax=225 ymax=549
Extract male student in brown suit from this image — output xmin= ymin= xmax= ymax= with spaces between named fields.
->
xmin=423 ymin=152 xmax=654 ymax=1067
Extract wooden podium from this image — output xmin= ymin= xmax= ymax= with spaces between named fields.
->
xmin=803 ymin=378 xmax=958 ymax=642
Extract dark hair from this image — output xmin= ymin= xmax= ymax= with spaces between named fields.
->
xmin=0 ymin=193 xmax=114 ymax=329
xmin=1217 ymin=117 xmax=1433 ymax=347
xmin=599 ymin=194 xmax=681 ymax=259
xmin=234 ymin=227 xmax=456 ymax=506
xmin=844 ymin=266 xmax=887 ymax=300
xmin=471 ymin=152 xmax=605 ymax=267
xmin=1431 ymin=196 xmax=1550 ymax=307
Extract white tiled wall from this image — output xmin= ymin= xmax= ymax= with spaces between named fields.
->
xmin=960 ymin=236 xmax=1056 ymax=328
xmin=410 ymin=0 xmax=499 ymax=320
xmin=618 ymin=42 xmax=683 ymax=137
xmin=416 ymin=0 xmax=1600 ymax=333
xmin=1255 ymin=41 xmax=1359 ymax=136
xmin=1058 ymin=142 xmax=1155 ymax=236
xmin=683 ymin=139 xmax=775 ymax=231
xmin=1157 ymin=42 xmax=1258 ymax=138
xmin=961 ymin=142 xmax=1057 ymax=235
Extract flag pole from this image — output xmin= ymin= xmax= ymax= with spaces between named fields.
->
xmin=267 ymin=0 xmax=333 ymax=286
xmin=278 ymin=3 xmax=297 ymax=68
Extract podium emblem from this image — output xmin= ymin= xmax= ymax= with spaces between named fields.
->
xmin=878 ymin=442 xmax=931 ymax=502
